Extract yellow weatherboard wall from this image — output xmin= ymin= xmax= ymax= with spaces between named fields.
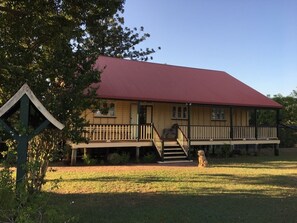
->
xmin=83 ymin=100 xmax=250 ymax=133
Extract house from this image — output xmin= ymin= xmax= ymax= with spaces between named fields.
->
xmin=70 ymin=56 xmax=282 ymax=164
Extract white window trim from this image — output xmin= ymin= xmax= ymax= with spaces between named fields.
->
xmin=172 ymin=105 xmax=188 ymax=120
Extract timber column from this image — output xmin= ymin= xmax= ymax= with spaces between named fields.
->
xmin=187 ymin=103 xmax=191 ymax=158
xmin=71 ymin=149 xmax=78 ymax=165
xmin=274 ymin=109 xmax=280 ymax=156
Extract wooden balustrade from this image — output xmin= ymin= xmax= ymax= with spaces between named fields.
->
xmin=181 ymin=125 xmax=230 ymax=140
xmin=82 ymin=124 xmax=278 ymax=143
xmin=152 ymin=125 xmax=164 ymax=159
xmin=139 ymin=124 xmax=153 ymax=140
xmin=177 ymin=127 xmax=189 ymax=155
xmin=233 ymin=126 xmax=255 ymax=139
xmin=82 ymin=124 xmax=152 ymax=141
xmin=179 ymin=125 xmax=277 ymax=141
xmin=257 ymin=127 xmax=278 ymax=139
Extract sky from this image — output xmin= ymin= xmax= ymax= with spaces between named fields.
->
xmin=123 ymin=0 xmax=297 ymax=96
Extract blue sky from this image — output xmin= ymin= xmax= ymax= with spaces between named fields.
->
xmin=123 ymin=0 xmax=297 ymax=96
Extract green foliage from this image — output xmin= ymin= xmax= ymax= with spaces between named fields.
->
xmin=82 ymin=154 xmax=97 ymax=165
xmin=99 ymin=160 xmax=105 ymax=165
xmin=25 ymin=132 xmax=64 ymax=193
xmin=273 ymin=92 xmax=297 ymax=126
xmin=0 ymin=156 xmax=77 ymax=222
xmin=0 ymin=0 xmax=157 ymax=193
xmin=1 ymin=141 xmax=17 ymax=165
xmin=107 ymin=152 xmax=130 ymax=165
xmin=120 ymin=152 xmax=130 ymax=164
xmin=142 ymin=152 xmax=157 ymax=163
xmin=250 ymin=89 xmax=297 ymax=148
xmin=249 ymin=109 xmax=277 ymax=126
xmin=0 ymin=167 xmax=15 ymax=214
xmin=279 ymin=128 xmax=296 ymax=148
xmin=0 ymin=1 xmax=158 ymax=134
xmin=221 ymin=144 xmax=232 ymax=158
xmin=107 ymin=153 xmax=121 ymax=165
xmin=272 ymin=90 xmax=297 ymax=147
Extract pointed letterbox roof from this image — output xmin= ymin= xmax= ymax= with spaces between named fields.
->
xmin=0 ymin=83 xmax=64 ymax=130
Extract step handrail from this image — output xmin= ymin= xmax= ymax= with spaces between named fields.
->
xmin=177 ymin=126 xmax=189 ymax=156
xmin=152 ymin=124 xmax=164 ymax=160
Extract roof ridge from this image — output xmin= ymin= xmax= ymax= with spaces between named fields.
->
xmin=99 ymin=55 xmax=227 ymax=74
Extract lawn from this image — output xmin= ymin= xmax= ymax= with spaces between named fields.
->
xmin=44 ymin=148 xmax=297 ymax=223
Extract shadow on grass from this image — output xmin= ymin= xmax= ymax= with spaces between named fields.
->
xmin=44 ymin=149 xmax=297 ymax=222
xmin=47 ymin=168 xmax=297 ymax=191
xmin=48 ymin=191 xmax=297 ymax=223
xmin=209 ymin=173 xmax=297 ymax=189
xmin=49 ymin=175 xmax=210 ymax=184
xmin=207 ymin=149 xmax=297 ymax=169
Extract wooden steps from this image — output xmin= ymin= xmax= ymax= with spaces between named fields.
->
xmin=158 ymin=160 xmax=193 ymax=164
xmin=159 ymin=140 xmax=190 ymax=163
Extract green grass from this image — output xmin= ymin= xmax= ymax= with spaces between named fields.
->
xmin=44 ymin=148 xmax=297 ymax=223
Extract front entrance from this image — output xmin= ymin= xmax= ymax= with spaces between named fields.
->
xmin=130 ymin=104 xmax=153 ymax=125
xmin=130 ymin=104 xmax=153 ymax=140
xmin=139 ymin=105 xmax=153 ymax=124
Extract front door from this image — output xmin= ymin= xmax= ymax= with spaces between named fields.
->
xmin=139 ymin=105 xmax=153 ymax=124
xmin=130 ymin=104 xmax=153 ymax=125
xmin=130 ymin=104 xmax=153 ymax=139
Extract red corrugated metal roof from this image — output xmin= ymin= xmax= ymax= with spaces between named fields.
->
xmin=92 ymin=56 xmax=282 ymax=108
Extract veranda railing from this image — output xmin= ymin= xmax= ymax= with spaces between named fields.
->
xmin=180 ymin=125 xmax=278 ymax=141
xmin=257 ymin=127 xmax=278 ymax=139
xmin=82 ymin=124 xmax=152 ymax=141
xmin=82 ymin=124 xmax=278 ymax=142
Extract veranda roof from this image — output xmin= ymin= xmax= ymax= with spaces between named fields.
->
xmin=93 ymin=56 xmax=282 ymax=109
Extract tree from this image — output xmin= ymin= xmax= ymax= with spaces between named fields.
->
xmin=272 ymin=89 xmax=297 ymax=147
xmin=0 ymin=1 xmax=158 ymax=221
xmin=249 ymin=89 xmax=297 ymax=147
xmin=0 ymin=0 xmax=158 ymax=192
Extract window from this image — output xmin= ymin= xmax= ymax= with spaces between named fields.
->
xmin=211 ymin=108 xmax=225 ymax=120
xmin=172 ymin=105 xmax=188 ymax=119
xmin=93 ymin=102 xmax=115 ymax=117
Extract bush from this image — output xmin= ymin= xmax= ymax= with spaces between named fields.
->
xmin=82 ymin=154 xmax=97 ymax=165
xmin=107 ymin=152 xmax=130 ymax=165
xmin=120 ymin=152 xmax=130 ymax=164
xmin=0 ymin=166 xmax=77 ymax=223
xmin=221 ymin=144 xmax=232 ymax=158
xmin=279 ymin=128 xmax=297 ymax=148
xmin=107 ymin=153 xmax=121 ymax=165
xmin=142 ymin=152 xmax=156 ymax=163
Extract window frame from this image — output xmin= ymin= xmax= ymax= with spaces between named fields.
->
xmin=172 ymin=105 xmax=188 ymax=120
xmin=93 ymin=102 xmax=116 ymax=118
xmin=211 ymin=107 xmax=225 ymax=121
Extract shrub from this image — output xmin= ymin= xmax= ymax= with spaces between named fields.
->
xmin=279 ymin=128 xmax=297 ymax=148
xmin=221 ymin=144 xmax=232 ymax=158
xmin=82 ymin=154 xmax=97 ymax=165
xmin=0 ymin=165 xmax=77 ymax=222
xmin=107 ymin=152 xmax=130 ymax=165
xmin=142 ymin=152 xmax=156 ymax=163
xmin=120 ymin=152 xmax=130 ymax=164
xmin=107 ymin=153 xmax=122 ymax=165
xmin=99 ymin=160 xmax=105 ymax=165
